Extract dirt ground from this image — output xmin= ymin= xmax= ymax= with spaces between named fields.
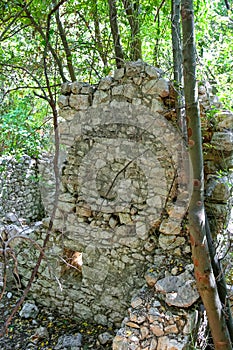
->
xmin=0 ymin=292 xmax=114 ymax=350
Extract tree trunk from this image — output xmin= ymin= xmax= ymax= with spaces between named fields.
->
xmin=108 ymin=0 xmax=125 ymax=68
xmin=171 ymin=0 xmax=186 ymax=140
xmin=205 ymin=212 xmax=233 ymax=343
xmin=121 ymin=0 xmax=142 ymax=60
xmin=181 ymin=0 xmax=233 ymax=348
xmin=53 ymin=0 xmax=76 ymax=82
xmin=92 ymin=0 xmax=108 ymax=66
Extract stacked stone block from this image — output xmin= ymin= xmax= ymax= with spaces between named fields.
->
xmin=0 ymin=155 xmax=44 ymax=222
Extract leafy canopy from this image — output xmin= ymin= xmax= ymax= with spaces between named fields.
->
xmin=0 ymin=0 xmax=232 ymax=157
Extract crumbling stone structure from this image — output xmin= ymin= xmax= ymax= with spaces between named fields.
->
xmin=0 ymin=155 xmax=44 ymax=221
xmin=1 ymin=61 xmax=232 ymax=349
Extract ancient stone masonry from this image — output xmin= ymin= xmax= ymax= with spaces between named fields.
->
xmin=200 ymin=94 xmax=233 ymax=237
xmin=33 ymin=61 xmax=198 ymax=343
xmin=0 ymin=155 xmax=44 ymax=222
xmin=2 ymin=61 xmax=232 ymax=350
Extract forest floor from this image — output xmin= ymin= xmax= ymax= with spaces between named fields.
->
xmin=0 ymin=291 xmax=114 ymax=350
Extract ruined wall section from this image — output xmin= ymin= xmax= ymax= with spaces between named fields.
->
xmin=4 ymin=61 xmax=232 ymax=349
xmin=26 ymin=61 xmax=193 ymax=328
xmin=0 ymin=155 xmax=44 ymax=222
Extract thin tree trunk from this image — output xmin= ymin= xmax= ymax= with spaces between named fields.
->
xmin=153 ymin=0 xmax=166 ymax=66
xmin=121 ymin=0 xmax=142 ymax=60
xmin=52 ymin=0 xmax=76 ymax=82
xmin=92 ymin=0 xmax=108 ymax=67
xmin=171 ymin=0 xmax=186 ymax=140
xmin=23 ymin=6 xmax=67 ymax=82
xmin=181 ymin=0 xmax=232 ymax=348
xmin=0 ymin=9 xmax=61 ymax=335
xmin=108 ymin=0 xmax=125 ymax=68
xmin=205 ymin=212 xmax=233 ymax=343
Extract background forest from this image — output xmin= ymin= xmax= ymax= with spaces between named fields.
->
xmin=0 ymin=0 xmax=232 ymax=158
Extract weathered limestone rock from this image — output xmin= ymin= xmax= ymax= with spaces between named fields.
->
xmin=211 ymin=131 xmax=233 ymax=151
xmin=98 ymin=76 xmax=113 ymax=90
xmin=215 ymin=110 xmax=233 ymax=130
xmin=155 ymin=271 xmax=199 ymax=308
xmin=157 ymin=336 xmax=188 ymax=350
xmin=69 ymin=93 xmax=90 ymax=110
xmin=112 ymin=277 xmax=198 ymax=350
xmin=145 ymin=65 xmax=160 ymax=79
xmin=142 ymin=78 xmax=169 ymax=97
xmin=19 ymin=302 xmax=39 ymax=319
xmin=59 ymin=107 xmax=77 ymax=121
xmin=31 ymin=326 xmax=49 ymax=341
xmin=125 ymin=60 xmax=145 ymax=77
xmin=205 ymin=175 xmax=232 ymax=203
xmin=58 ymin=94 xmax=69 ymax=108
xmin=112 ymin=83 xmax=138 ymax=99
xmin=159 ymin=218 xmax=181 ymax=235
xmin=114 ymin=67 xmax=125 ymax=80
xmin=98 ymin=332 xmax=113 ymax=345
xmin=151 ymin=98 xmax=164 ymax=113
xmin=61 ymin=82 xmax=71 ymax=94
xmin=0 ymin=156 xmax=44 ymax=221
xmin=55 ymin=334 xmax=82 ymax=349
xmin=93 ymin=90 xmax=109 ymax=106
xmin=150 ymin=323 xmax=164 ymax=337
xmin=112 ymin=336 xmax=129 ymax=350
xmin=158 ymin=234 xmax=185 ymax=250
xmin=70 ymin=81 xmax=83 ymax=94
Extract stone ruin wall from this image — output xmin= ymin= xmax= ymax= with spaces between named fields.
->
xmin=1 ymin=61 xmax=233 ymax=349
xmin=0 ymin=155 xmax=44 ymax=222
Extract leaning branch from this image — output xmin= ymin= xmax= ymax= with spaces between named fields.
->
xmin=52 ymin=0 xmax=76 ymax=81
xmin=0 ymin=0 xmax=33 ymax=41
xmin=181 ymin=0 xmax=232 ymax=348
xmin=22 ymin=4 xmax=67 ymax=82
xmin=0 ymin=9 xmax=61 ymax=335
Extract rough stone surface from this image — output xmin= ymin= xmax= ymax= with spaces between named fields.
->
xmin=155 ymin=271 xmax=199 ymax=307
xmin=0 ymin=155 xmax=44 ymax=221
xmin=157 ymin=336 xmax=188 ymax=350
xmin=54 ymin=334 xmax=82 ymax=349
xmin=112 ymin=279 xmax=198 ymax=350
xmin=19 ymin=302 xmax=39 ymax=319
xmin=98 ymin=332 xmax=114 ymax=345
xmin=1 ymin=61 xmax=232 ymax=349
xmin=5 ymin=62 xmax=192 ymax=336
xmin=211 ymin=131 xmax=233 ymax=151
xmin=215 ymin=110 xmax=233 ymax=130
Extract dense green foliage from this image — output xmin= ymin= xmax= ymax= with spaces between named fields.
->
xmin=195 ymin=0 xmax=233 ymax=109
xmin=0 ymin=0 xmax=232 ymax=157
xmin=0 ymin=95 xmax=50 ymax=158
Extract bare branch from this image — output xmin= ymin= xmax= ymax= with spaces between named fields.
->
xmin=154 ymin=0 xmax=166 ymax=23
xmin=0 ymin=5 xmax=61 ymax=335
xmin=22 ymin=4 xmax=67 ymax=82
xmin=224 ymin=0 xmax=230 ymax=10
xmin=47 ymin=0 xmax=68 ymax=17
xmin=0 ymin=0 xmax=33 ymax=41
xmin=0 ymin=63 xmax=48 ymax=100
xmin=0 ymin=24 xmax=30 ymax=41
xmin=3 ymin=83 xmax=60 ymax=95
xmin=93 ymin=2 xmax=108 ymax=66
